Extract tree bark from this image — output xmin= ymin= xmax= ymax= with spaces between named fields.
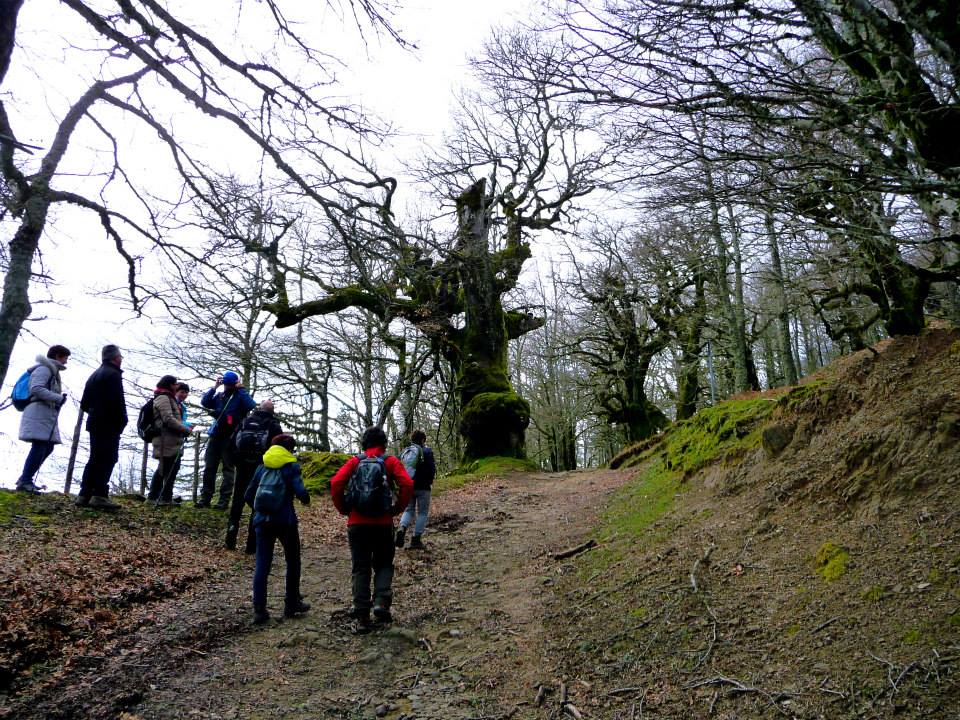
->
xmin=449 ymin=180 xmax=532 ymax=461
xmin=0 ymin=0 xmax=23 ymax=87
xmin=764 ymin=211 xmax=799 ymax=385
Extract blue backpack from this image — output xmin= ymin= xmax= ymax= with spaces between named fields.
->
xmin=11 ymin=368 xmax=51 ymax=411
xmin=344 ymin=455 xmax=393 ymax=516
xmin=253 ymin=467 xmax=288 ymax=515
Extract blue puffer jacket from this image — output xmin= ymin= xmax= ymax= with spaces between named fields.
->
xmin=200 ymin=386 xmax=256 ymax=437
xmin=244 ymin=445 xmax=310 ymax=526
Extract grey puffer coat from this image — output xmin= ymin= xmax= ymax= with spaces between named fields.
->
xmin=18 ymin=355 xmax=66 ymax=444
xmin=151 ymin=391 xmax=191 ymax=459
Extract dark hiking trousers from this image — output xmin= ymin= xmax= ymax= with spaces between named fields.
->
xmin=19 ymin=441 xmax=55 ymax=486
xmin=347 ymin=524 xmax=395 ymax=615
xmin=79 ymin=430 xmax=121 ymax=498
xmin=252 ymin=520 xmax=301 ymax=608
xmin=148 ymin=453 xmax=182 ymax=502
xmin=227 ymin=459 xmax=258 ymax=552
xmin=201 ymin=433 xmax=235 ymax=506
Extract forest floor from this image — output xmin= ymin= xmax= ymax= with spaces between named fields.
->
xmin=0 ymin=467 xmax=630 ymax=720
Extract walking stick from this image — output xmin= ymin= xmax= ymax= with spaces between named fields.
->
xmin=63 ymin=410 xmax=85 ymax=495
xmin=193 ymin=429 xmax=201 ymax=503
xmin=140 ymin=441 xmax=149 ymax=496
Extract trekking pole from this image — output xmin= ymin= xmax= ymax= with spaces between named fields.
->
xmin=192 ymin=429 xmax=201 ymax=503
xmin=140 ymin=441 xmax=149 ymax=496
xmin=63 ymin=409 xmax=85 ymax=495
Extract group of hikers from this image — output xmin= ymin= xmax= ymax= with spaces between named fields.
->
xmin=12 ymin=343 xmax=438 ymax=630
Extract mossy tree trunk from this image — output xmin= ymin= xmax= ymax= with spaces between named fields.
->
xmin=447 ymin=180 xmax=536 ymax=462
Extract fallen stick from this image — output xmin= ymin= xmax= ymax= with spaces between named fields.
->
xmin=689 ymin=544 xmax=715 ymax=594
xmin=554 ymin=539 xmax=598 ymax=561
xmin=811 ymin=616 xmax=841 ymax=634
xmin=562 ymin=702 xmax=584 ymax=718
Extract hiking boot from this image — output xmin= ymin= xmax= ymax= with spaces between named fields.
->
xmin=155 ymin=499 xmax=176 ymax=508
xmin=394 ymin=527 xmax=406 ymax=548
xmin=225 ymin=525 xmax=238 ymax=550
xmin=244 ymin=535 xmax=256 ymax=555
xmin=372 ymin=603 xmax=392 ymax=623
xmin=16 ymin=481 xmax=42 ymax=495
xmin=284 ymin=600 xmax=311 ymax=618
xmin=89 ymin=496 xmax=120 ymax=511
xmin=409 ymin=535 xmax=425 ymax=550
xmin=195 ymin=498 xmax=210 ymax=508
xmin=252 ymin=604 xmax=270 ymax=625
xmin=74 ymin=495 xmax=90 ymax=507
xmin=213 ymin=501 xmax=228 ymax=510
xmin=351 ymin=614 xmax=372 ymax=635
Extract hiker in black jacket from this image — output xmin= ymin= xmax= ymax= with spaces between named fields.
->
xmin=226 ymin=399 xmax=283 ymax=552
xmin=77 ymin=344 xmax=127 ymax=511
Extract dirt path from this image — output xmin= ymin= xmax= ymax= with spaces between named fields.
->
xmin=130 ymin=468 xmax=628 ymax=719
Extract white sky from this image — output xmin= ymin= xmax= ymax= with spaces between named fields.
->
xmin=0 ymin=0 xmax=536 ymax=490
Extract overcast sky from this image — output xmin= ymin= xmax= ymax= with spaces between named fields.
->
xmin=0 ymin=0 xmax=536 ymax=491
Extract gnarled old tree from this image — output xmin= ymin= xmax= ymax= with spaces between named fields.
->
xmin=261 ymin=29 xmax=613 ymax=462
xmin=0 ymin=0 xmax=402 ymax=387
xmin=567 ymin=222 xmax=706 ymax=443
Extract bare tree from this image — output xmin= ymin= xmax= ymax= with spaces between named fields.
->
xmin=0 ymin=0 xmax=403 ymax=387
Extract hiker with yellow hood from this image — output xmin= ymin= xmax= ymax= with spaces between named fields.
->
xmin=244 ymin=433 xmax=311 ymax=625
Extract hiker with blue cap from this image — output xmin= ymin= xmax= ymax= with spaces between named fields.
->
xmin=198 ymin=370 xmax=256 ymax=509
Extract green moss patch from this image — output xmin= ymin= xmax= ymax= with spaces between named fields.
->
xmin=663 ymin=397 xmax=776 ymax=477
xmin=0 ymin=490 xmax=54 ymax=526
xmin=611 ymin=395 xmax=776 ymax=474
xmin=814 ymin=541 xmax=849 ymax=582
xmin=861 ymin=585 xmax=887 ymax=602
xmin=299 ymin=451 xmax=352 ymax=494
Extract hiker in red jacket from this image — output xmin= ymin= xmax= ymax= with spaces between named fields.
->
xmin=330 ymin=426 xmax=413 ymax=632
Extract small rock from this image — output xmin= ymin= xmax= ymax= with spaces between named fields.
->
xmin=448 ymin=629 xmax=463 ymax=638
xmin=375 ymin=704 xmax=389 ymax=717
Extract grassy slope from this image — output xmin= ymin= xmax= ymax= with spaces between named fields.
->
xmin=540 ymin=328 xmax=960 ymax=719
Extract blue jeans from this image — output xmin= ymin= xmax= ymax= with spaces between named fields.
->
xmin=399 ymin=489 xmax=431 ymax=536
xmin=252 ymin=520 xmax=301 ymax=608
xmin=19 ymin=441 xmax=55 ymax=486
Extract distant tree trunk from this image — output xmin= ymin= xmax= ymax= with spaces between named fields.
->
xmin=764 ymin=211 xmax=799 ymax=385
xmin=675 ymin=272 xmax=706 ymax=420
xmin=703 ymin=162 xmax=754 ymax=394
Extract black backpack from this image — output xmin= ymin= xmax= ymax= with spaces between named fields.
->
xmin=344 ymin=455 xmax=393 ymax=516
xmin=234 ymin=414 xmax=272 ymax=461
xmin=136 ymin=397 xmax=159 ymax=442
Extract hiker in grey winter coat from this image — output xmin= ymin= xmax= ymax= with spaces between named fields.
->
xmin=147 ymin=375 xmax=193 ymax=504
xmin=16 ymin=345 xmax=71 ymax=493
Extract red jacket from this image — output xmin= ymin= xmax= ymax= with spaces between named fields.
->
xmin=330 ymin=447 xmax=413 ymax=525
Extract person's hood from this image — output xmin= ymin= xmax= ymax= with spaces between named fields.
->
xmin=34 ymin=354 xmax=66 ymax=372
xmin=263 ymin=445 xmax=297 ymax=469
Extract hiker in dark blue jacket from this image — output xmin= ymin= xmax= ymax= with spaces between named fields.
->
xmin=199 ymin=371 xmax=256 ymax=508
xmin=244 ymin=434 xmax=311 ymax=625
